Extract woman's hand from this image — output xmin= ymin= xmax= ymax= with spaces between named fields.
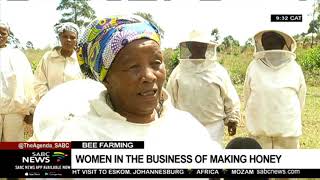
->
xmin=227 ymin=121 xmax=237 ymax=136
xmin=24 ymin=114 xmax=33 ymax=124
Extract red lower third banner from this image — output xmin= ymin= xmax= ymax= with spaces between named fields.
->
xmin=0 ymin=141 xmax=320 ymax=178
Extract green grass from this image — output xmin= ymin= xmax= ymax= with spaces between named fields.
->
xmin=23 ymin=47 xmax=320 ymax=180
xmin=219 ymin=51 xmax=252 ymax=85
xmin=300 ymin=86 xmax=320 ymax=148
xmin=24 ymin=48 xmax=49 ymax=72
xmin=23 ymin=48 xmax=320 ymax=149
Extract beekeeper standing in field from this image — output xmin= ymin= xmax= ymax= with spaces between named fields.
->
xmin=0 ymin=21 xmax=35 ymax=142
xmin=166 ymin=30 xmax=241 ymax=145
xmin=34 ymin=22 xmax=83 ymax=101
xmin=244 ymin=30 xmax=307 ymax=149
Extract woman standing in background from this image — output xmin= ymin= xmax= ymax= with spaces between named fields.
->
xmin=0 ymin=21 xmax=35 ymax=142
xmin=33 ymin=22 xmax=83 ymax=101
xmin=244 ymin=30 xmax=306 ymax=150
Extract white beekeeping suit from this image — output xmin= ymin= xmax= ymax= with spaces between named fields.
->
xmin=0 ymin=21 xmax=36 ymax=142
xmin=28 ymin=80 xmax=221 ymax=180
xmin=0 ymin=47 xmax=35 ymax=141
xmin=243 ymin=30 xmax=307 ymax=149
xmin=166 ymin=30 xmax=240 ymax=145
xmin=33 ymin=22 xmax=83 ymax=102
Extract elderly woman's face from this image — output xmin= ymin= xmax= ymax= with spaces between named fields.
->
xmin=59 ymin=30 xmax=77 ymax=51
xmin=105 ymin=39 xmax=166 ymax=117
xmin=0 ymin=26 xmax=9 ymax=48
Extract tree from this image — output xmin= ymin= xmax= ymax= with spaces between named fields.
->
xmin=211 ymin=28 xmax=219 ymax=42
xmin=56 ymin=0 xmax=96 ymax=28
xmin=303 ymin=35 xmax=312 ymax=48
xmin=307 ymin=0 xmax=320 ymax=47
xmin=244 ymin=37 xmax=254 ymax=47
xmin=242 ymin=37 xmax=254 ymax=53
xmin=221 ymin=35 xmax=240 ymax=54
xmin=222 ymin=36 xmax=239 ymax=48
xmin=162 ymin=48 xmax=175 ymax=77
xmin=308 ymin=20 xmax=319 ymax=34
xmin=294 ymin=33 xmax=311 ymax=48
xmin=134 ymin=12 xmax=164 ymax=37
xmin=308 ymin=20 xmax=319 ymax=47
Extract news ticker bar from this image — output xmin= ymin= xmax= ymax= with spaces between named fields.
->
xmin=0 ymin=169 xmax=319 ymax=178
xmin=67 ymin=169 xmax=320 ymax=178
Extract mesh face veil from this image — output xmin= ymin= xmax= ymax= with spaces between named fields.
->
xmin=180 ymin=41 xmax=217 ymax=61
xmin=179 ymin=30 xmax=218 ymax=61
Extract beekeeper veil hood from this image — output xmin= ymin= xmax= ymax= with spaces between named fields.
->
xmin=253 ymin=30 xmax=296 ymax=69
xmin=254 ymin=30 xmax=296 ymax=52
xmin=180 ymin=30 xmax=218 ymax=61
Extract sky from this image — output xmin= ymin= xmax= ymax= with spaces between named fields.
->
xmin=0 ymin=0 xmax=315 ymax=49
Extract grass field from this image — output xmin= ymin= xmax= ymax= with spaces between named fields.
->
xmin=23 ymin=48 xmax=320 ymax=149
xmin=22 ymin=49 xmax=320 ymax=180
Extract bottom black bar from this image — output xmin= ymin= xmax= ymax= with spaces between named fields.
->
xmin=2 ymin=169 xmax=319 ymax=178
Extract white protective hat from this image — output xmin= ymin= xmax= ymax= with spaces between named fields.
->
xmin=254 ymin=30 xmax=297 ymax=52
xmin=179 ymin=30 xmax=218 ymax=60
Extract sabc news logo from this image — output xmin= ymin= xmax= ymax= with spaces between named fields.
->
xmin=52 ymin=152 xmax=69 ymax=163
xmin=22 ymin=152 xmax=69 ymax=163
